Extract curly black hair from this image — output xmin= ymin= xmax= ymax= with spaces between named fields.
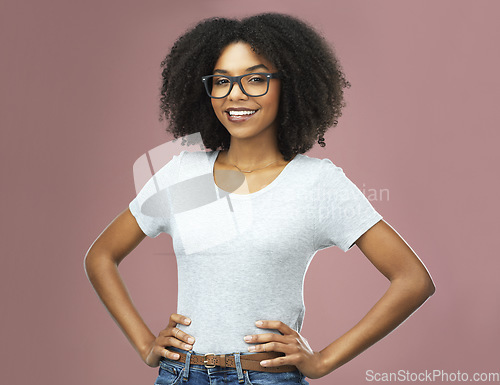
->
xmin=159 ymin=12 xmax=351 ymax=161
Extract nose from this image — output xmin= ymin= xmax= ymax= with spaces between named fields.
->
xmin=227 ymin=80 xmax=248 ymax=100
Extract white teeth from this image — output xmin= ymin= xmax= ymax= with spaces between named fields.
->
xmin=228 ymin=110 xmax=257 ymax=116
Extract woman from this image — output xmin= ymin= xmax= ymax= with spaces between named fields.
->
xmin=85 ymin=13 xmax=435 ymax=384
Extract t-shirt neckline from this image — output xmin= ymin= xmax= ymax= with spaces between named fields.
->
xmin=211 ymin=149 xmax=300 ymax=199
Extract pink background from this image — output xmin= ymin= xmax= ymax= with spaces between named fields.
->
xmin=1 ymin=0 xmax=499 ymax=384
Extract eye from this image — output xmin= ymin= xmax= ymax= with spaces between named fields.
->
xmin=213 ymin=77 xmax=230 ymax=86
xmin=248 ymin=75 xmax=266 ymax=83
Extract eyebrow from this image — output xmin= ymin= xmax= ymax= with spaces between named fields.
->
xmin=213 ymin=64 xmax=270 ymax=75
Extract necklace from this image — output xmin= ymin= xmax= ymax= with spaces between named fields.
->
xmin=230 ymin=159 xmax=280 ymax=173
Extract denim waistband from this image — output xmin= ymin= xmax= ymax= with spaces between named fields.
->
xmin=163 ymin=345 xmax=256 ymax=382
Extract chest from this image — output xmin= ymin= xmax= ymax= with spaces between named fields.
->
xmin=171 ymin=191 xmax=315 ymax=258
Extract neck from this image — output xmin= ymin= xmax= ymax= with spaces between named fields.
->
xmin=225 ymin=137 xmax=284 ymax=169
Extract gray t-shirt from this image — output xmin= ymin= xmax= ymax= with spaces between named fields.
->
xmin=129 ymin=149 xmax=383 ymax=354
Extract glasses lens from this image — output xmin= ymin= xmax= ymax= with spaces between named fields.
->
xmin=241 ymin=73 xmax=269 ymax=96
xmin=209 ymin=74 xmax=269 ymax=98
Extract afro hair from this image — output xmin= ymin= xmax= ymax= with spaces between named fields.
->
xmin=159 ymin=12 xmax=351 ymax=161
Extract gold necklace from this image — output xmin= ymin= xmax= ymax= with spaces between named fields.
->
xmin=230 ymin=159 xmax=280 ymax=173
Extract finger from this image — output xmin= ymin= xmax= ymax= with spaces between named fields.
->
xmin=154 ymin=336 xmax=193 ymax=355
xmin=171 ymin=326 xmax=196 ymax=345
xmin=248 ymin=341 xmax=289 ymax=354
xmin=167 ymin=313 xmax=192 ymax=329
xmin=244 ymin=332 xmax=287 ymax=344
xmin=167 ymin=329 xmax=195 ymax=351
xmin=164 ymin=314 xmax=195 ymax=344
xmin=255 ymin=320 xmax=295 ymax=336
xmin=155 ymin=346 xmax=181 ymax=361
xmin=259 ymin=354 xmax=290 ymax=368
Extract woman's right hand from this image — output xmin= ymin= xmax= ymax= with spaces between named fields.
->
xmin=144 ymin=313 xmax=196 ymax=367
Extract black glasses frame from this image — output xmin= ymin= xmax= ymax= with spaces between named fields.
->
xmin=201 ymin=72 xmax=281 ymax=99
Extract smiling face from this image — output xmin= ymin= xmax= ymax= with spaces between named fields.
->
xmin=210 ymin=41 xmax=281 ymax=142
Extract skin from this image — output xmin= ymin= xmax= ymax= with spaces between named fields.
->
xmin=84 ymin=41 xmax=435 ymax=379
xmin=210 ymin=41 xmax=285 ymax=170
xmin=211 ymin=42 xmax=297 ymax=193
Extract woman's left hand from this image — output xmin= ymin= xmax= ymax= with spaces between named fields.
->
xmin=243 ymin=320 xmax=326 ymax=379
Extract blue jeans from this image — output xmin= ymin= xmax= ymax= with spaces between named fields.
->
xmin=154 ymin=346 xmax=309 ymax=385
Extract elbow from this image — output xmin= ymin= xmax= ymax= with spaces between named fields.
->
xmin=393 ymin=270 xmax=436 ymax=301
xmin=418 ymin=265 xmax=436 ymax=298
xmin=418 ymin=279 xmax=435 ymax=301
xmin=84 ymin=242 xmax=97 ymax=275
xmin=83 ymin=249 xmax=111 ymax=281
xmin=426 ymin=276 xmax=436 ymax=297
xmin=83 ymin=251 xmax=97 ymax=281
xmin=411 ymin=271 xmax=436 ymax=300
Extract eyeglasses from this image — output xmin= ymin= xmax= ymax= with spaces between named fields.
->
xmin=201 ymin=72 xmax=281 ymax=99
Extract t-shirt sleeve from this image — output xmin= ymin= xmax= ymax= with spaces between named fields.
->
xmin=314 ymin=159 xmax=383 ymax=252
xmin=128 ymin=152 xmax=182 ymax=238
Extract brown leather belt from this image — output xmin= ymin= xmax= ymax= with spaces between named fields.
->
xmin=169 ymin=351 xmax=298 ymax=373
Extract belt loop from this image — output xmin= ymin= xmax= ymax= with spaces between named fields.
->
xmin=234 ymin=352 xmax=244 ymax=383
xmin=182 ymin=350 xmax=192 ymax=381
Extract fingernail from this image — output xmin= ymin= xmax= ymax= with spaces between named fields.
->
xmin=244 ymin=335 xmax=252 ymax=341
xmin=260 ymin=360 xmax=268 ymax=366
xmin=173 ymin=354 xmax=180 ymax=359
xmin=188 ymin=337 xmax=194 ymax=344
xmin=185 ymin=318 xmax=191 ymax=324
xmin=256 ymin=321 xmax=263 ymax=326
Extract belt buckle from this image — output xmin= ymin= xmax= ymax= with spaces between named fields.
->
xmin=204 ymin=353 xmax=216 ymax=368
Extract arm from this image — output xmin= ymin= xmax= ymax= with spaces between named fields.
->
xmin=318 ymin=219 xmax=435 ymax=375
xmin=243 ymin=219 xmax=435 ymax=379
xmin=84 ymin=207 xmax=195 ymax=366
xmin=84 ymin=207 xmax=156 ymax=362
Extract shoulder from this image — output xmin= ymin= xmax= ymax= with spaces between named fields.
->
xmin=295 ymin=153 xmax=340 ymax=167
xmin=282 ymin=154 xmax=348 ymax=197
xmin=294 ymin=153 xmax=344 ymax=178
xmin=295 ymin=155 xmax=360 ymax=203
